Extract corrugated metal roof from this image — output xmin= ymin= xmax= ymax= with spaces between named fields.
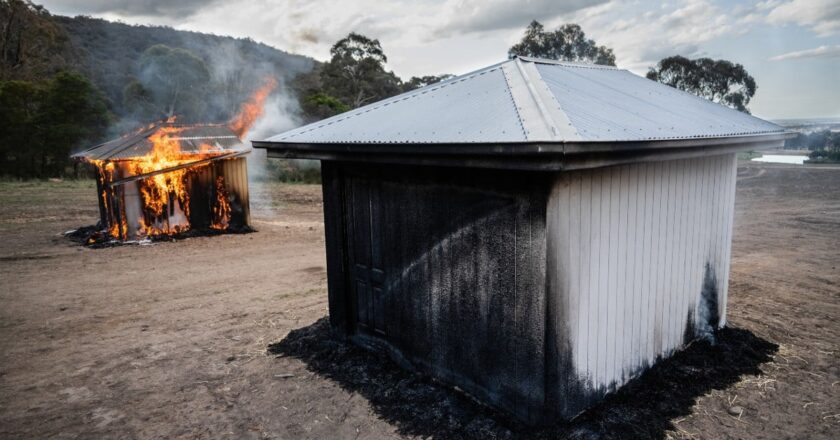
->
xmin=74 ymin=123 xmax=245 ymax=161
xmin=262 ymin=57 xmax=784 ymax=145
xmin=274 ymin=65 xmax=527 ymax=144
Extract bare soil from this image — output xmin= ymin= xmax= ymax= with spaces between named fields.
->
xmin=0 ymin=163 xmax=838 ymax=439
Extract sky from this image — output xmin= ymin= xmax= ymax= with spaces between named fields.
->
xmin=41 ymin=0 xmax=840 ymax=120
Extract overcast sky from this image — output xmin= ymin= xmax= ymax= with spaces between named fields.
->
xmin=41 ymin=0 xmax=840 ymax=120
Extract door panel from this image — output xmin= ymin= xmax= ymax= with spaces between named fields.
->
xmin=347 ymin=176 xmax=386 ymax=336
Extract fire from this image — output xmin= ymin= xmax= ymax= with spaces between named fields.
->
xmin=229 ymin=77 xmax=278 ymax=138
xmin=81 ymin=80 xmax=274 ymax=242
xmin=210 ymin=176 xmax=231 ymax=230
xmin=90 ymin=124 xmax=233 ymax=240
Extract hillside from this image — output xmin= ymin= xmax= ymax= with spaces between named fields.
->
xmin=53 ymin=15 xmax=315 ymax=120
xmin=0 ymin=1 xmax=317 ymax=178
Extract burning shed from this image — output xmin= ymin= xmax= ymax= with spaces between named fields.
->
xmin=73 ymin=121 xmax=251 ymax=242
xmin=73 ymin=78 xmax=277 ymax=243
xmin=254 ymin=57 xmax=790 ymax=424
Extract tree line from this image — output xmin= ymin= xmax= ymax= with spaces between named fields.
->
xmin=299 ymin=20 xmax=759 ymax=123
xmin=786 ymin=130 xmax=840 ymax=162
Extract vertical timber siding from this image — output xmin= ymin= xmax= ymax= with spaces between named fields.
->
xmin=546 ymin=153 xmax=737 ymax=416
xmin=327 ymin=164 xmax=549 ymax=423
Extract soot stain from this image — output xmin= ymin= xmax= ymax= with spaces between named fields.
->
xmin=701 ymin=262 xmax=721 ymax=332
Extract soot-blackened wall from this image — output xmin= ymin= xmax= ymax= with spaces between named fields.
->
xmin=321 ymin=162 xmax=550 ymax=423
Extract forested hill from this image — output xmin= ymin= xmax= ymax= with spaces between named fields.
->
xmin=53 ymin=15 xmax=314 ymax=119
xmin=0 ymin=0 xmax=316 ymax=178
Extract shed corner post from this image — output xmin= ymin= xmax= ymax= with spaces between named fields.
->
xmin=320 ymin=160 xmax=352 ymax=338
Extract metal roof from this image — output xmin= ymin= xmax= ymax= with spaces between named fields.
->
xmin=73 ymin=122 xmax=246 ymax=161
xmin=260 ymin=56 xmax=784 ymax=146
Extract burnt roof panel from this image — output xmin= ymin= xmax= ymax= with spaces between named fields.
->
xmin=74 ymin=123 xmax=246 ymax=161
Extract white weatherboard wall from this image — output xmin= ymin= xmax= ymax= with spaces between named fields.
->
xmin=547 ymin=153 xmax=737 ymax=395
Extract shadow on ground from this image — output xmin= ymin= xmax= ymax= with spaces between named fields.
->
xmin=268 ymin=318 xmax=777 ymax=439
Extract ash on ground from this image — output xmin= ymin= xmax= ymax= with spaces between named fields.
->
xmin=64 ymin=223 xmax=255 ymax=248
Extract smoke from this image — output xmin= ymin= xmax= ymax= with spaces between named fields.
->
xmin=193 ymin=39 xmax=314 ymax=219
xmin=77 ymin=30 xmax=317 ymax=218
xmin=241 ymin=92 xmax=304 ymax=219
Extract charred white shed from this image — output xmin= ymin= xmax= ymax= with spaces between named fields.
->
xmin=254 ymin=57 xmax=789 ymax=424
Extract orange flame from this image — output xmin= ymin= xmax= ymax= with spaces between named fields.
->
xmin=90 ymin=124 xmax=235 ymax=240
xmin=229 ymin=77 xmax=278 ymax=138
xmin=210 ymin=175 xmax=231 ymax=230
xmin=86 ymin=83 xmax=270 ymax=241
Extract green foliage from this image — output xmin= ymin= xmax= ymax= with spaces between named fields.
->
xmin=402 ymin=74 xmax=454 ymax=92
xmin=791 ymin=130 xmax=840 ymax=163
xmin=267 ymin=159 xmax=322 ymax=184
xmin=736 ymin=151 xmax=761 ymax=160
xmin=50 ymin=14 xmax=313 ymax=120
xmin=303 ymin=92 xmax=351 ymax=119
xmin=320 ymin=33 xmax=402 ymax=109
xmin=0 ymin=71 xmax=110 ymax=178
xmin=508 ymin=21 xmax=616 ymax=66
xmin=646 ymin=56 xmax=756 ymax=113
xmin=0 ymin=0 xmax=82 ymax=81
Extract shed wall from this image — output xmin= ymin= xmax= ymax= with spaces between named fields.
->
xmin=324 ymin=163 xmax=550 ymax=423
xmin=97 ymin=157 xmax=250 ymax=239
xmin=546 ymin=153 xmax=737 ymax=415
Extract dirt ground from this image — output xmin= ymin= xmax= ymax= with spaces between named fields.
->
xmin=0 ymin=163 xmax=838 ymax=439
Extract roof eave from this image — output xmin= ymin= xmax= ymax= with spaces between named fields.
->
xmin=253 ymin=131 xmax=792 ymax=156
xmin=252 ymin=131 xmax=793 ymax=172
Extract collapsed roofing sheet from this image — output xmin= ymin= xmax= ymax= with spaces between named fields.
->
xmin=262 ymin=57 xmax=784 ymax=145
xmin=73 ymin=123 xmax=246 ymax=161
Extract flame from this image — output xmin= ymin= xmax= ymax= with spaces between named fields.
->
xmin=88 ymin=123 xmax=235 ymax=240
xmin=228 ymin=77 xmax=278 ymax=138
xmin=83 ymin=84 xmax=266 ymax=242
xmin=210 ymin=175 xmax=231 ymax=230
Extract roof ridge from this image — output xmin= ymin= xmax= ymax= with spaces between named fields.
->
xmin=512 ymin=58 xmax=561 ymax=140
xmin=516 ymin=55 xmax=623 ymax=70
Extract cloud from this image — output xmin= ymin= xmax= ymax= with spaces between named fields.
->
xmin=435 ymin=0 xmax=607 ymax=36
xmin=769 ymin=45 xmax=840 ymax=61
xmin=42 ymin=0 xmax=222 ymax=17
xmin=765 ymin=0 xmax=840 ymax=36
xmin=562 ymin=0 xmax=743 ymax=73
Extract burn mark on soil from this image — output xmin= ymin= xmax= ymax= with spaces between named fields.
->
xmin=269 ymin=318 xmax=777 ymax=439
xmin=300 ymin=266 xmax=326 ymax=274
xmin=65 ymin=222 xmax=254 ymax=248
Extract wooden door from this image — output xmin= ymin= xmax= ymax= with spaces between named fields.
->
xmin=346 ymin=176 xmax=386 ymax=336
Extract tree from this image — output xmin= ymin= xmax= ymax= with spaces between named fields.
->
xmin=0 ymin=71 xmax=109 ymax=178
xmin=319 ymin=33 xmax=402 ymax=109
xmin=646 ymin=56 xmax=756 ymax=113
xmin=0 ymin=0 xmax=81 ymax=81
xmin=0 ymin=79 xmax=43 ymax=176
xmin=402 ymin=74 xmax=454 ymax=92
xmin=508 ymin=21 xmax=616 ymax=66
xmin=37 ymin=71 xmax=110 ymax=176
xmin=125 ymin=44 xmax=211 ymax=121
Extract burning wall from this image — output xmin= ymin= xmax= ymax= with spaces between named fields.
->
xmin=73 ymin=78 xmax=277 ymax=242
xmin=85 ymin=123 xmax=251 ymax=242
